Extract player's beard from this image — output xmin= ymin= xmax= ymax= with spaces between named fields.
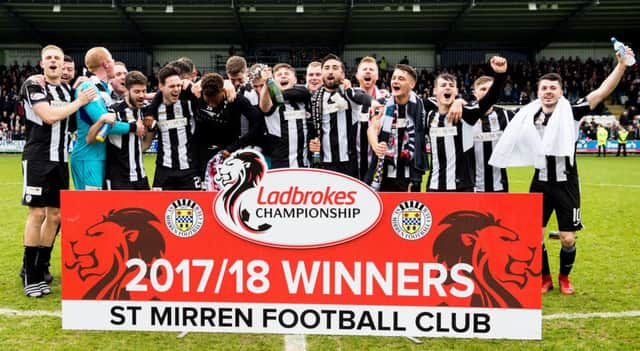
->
xmin=128 ymin=95 xmax=142 ymax=108
xmin=323 ymin=77 xmax=342 ymax=90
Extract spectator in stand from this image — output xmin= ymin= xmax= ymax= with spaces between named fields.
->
xmin=378 ymin=56 xmax=388 ymax=76
xmin=580 ymin=118 xmax=595 ymax=141
xmin=0 ymin=92 xmax=7 ymax=119
xmin=2 ymin=53 xmax=639 ymax=114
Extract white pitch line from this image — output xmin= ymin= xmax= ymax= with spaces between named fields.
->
xmin=581 ymin=182 xmax=640 ymax=189
xmin=1 ymin=308 xmax=638 ymax=349
xmin=543 ymin=310 xmax=640 ymax=320
xmin=509 ymin=180 xmax=640 ymax=189
xmin=284 ymin=334 xmax=306 ymax=351
xmin=0 ymin=308 xmax=310 ymax=350
xmin=0 ymin=308 xmax=61 ymax=318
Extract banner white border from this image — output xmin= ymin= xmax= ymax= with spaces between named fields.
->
xmin=62 ymin=301 xmax=541 ymax=340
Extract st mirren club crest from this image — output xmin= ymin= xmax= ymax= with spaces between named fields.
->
xmin=402 ymin=210 xmax=422 ymax=234
xmin=391 ymin=200 xmax=432 ymax=240
xmin=176 ymin=207 xmax=193 ymax=232
xmin=165 ymin=198 xmax=204 ymax=238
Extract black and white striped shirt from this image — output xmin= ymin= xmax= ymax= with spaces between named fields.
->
xmin=106 ymin=101 xmax=146 ymax=182
xmin=377 ymin=96 xmax=422 ymax=180
xmin=533 ymin=98 xmax=592 ymax=183
xmin=355 ymin=87 xmax=383 ymax=180
xmin=355 ymin=99 xmax=372 ymax=180
xmin=90 ymin=75 xmax=117 ymax=106
xmin=153 ymin=100 xmax=196 ymax=170
xmin=264 ymin=101 xmax=309 ymax=168
xmin=20 ymin=80 xmax=73 ymax=162
xmin=426 ymin=107 xmax=479 ymax=191
xmin=309 ymin=88 xmax=371 ymax=164
xmin=426 ymin=73 xmax=504 ymax=191
xmin=240 ymin=85 xmax=259 ymax=134
xmin=474 ymin=107 xmax=514 ymax=192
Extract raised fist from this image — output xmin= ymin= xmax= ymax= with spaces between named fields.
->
xmin=490 ymin=56 xmax=508 ymax=74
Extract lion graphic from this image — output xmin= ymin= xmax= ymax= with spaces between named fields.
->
xmin=214 ymin=150 xmax=271 ymax=233
xmin=432 ymin=211 xmax=538 ymax=308
xmin=65 ymin=208 xmax=165 ymax=300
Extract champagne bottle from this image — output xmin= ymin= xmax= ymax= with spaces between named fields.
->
xmin=266 ymin=78 xmax=285 ymax=104
xmin=311 ymin=150 xmax=322 ymax=168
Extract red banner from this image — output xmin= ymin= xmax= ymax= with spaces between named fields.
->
xmin=61 ymin=155 xmax=541 ymax=339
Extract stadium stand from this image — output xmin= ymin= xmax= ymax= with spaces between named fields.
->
xmin=2 ymin=55 xmax=638 ymax=144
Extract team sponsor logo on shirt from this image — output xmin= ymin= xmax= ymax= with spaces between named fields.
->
xmin=30 ymin=92 xmax=46 ymax=101
xmin=430 ymin=126 xmax=458 ymax=137
xmin=157 ymin=118 xmax=188 ymax=131
xmin=474 ymin=131 xmax=503 ymax=142
xmin=283 ymin=110 xmax=306 ymax=120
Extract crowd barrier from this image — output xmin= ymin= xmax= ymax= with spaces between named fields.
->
xmin=1 ymin=138 xmax=636 ymax=154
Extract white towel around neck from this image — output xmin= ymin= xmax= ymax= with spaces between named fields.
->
xmin=488 ymin=97 xmax=579 ymax=169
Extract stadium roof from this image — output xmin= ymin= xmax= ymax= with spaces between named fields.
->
xmin=1 ymin=0 xmax=639 ymax=51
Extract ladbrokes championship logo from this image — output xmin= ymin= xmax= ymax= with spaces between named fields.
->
xmin=213 ymin=149 xmax=383 ymax=248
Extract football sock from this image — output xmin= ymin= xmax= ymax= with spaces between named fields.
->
xmin=559 ymin=244 xmax=576 ymax=276
xmin=542 ymin=242 xmax=551 ymax=276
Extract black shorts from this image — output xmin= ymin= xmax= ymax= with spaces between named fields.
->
xmin=530 ymin=177 xmax=582 ymax=232
xmin=152 ymin=166 xmax=201 ymax=191
xmin=22 ymin=160 xmax=69 ymax=208
xmin=322 ymin=160 xmax=358 ymax=179
xmin=105 ymin=177 xmax=150 ymax=190
xmin=380 ymin=177 xmax=421 ymax=192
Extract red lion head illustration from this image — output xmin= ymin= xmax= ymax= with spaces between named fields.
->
xmin=432 ymin=211 xmax=539 ymax=308
xmin=65 ymin=208 xmax=165 ymax=300
xmin=215 ymin=150 xmax=271 ymax=233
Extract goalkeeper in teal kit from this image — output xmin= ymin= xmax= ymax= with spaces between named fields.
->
xmin=70 ymin=47 xmax=144 ymax=189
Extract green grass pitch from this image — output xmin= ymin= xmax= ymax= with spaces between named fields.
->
xmin=0 ymin=153 xmax=638 ymax=350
